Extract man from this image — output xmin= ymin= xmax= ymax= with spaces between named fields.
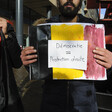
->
xmin=21 ymin=0 xmax=112 ymax=112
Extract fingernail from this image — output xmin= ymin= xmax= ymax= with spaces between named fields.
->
xmin=96 ymin=47 xmax=99 ymax=49
xmin=34 ymin=59 xmax=37 ymax=61
xmin=34 ymin=50 xmax=37 ymax=52
xmin=94 ymin=55 xmax=96 ymax=58
xmin=93 ymin=50 xmax=96 ymax=53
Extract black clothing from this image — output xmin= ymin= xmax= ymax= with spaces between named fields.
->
xmin=40 ymin=14 xmax=98 ymax=112
xmin=47 ymin=14 xmax=95 ymax=23
xmin=95 ymin=44 xmax=112 ymax=93
xmin=0 ymin=23 xmax=24 ymax=112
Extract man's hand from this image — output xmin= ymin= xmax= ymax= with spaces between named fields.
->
xmin=0 ymin=17 xmax=7 ymax=35
xmin=20 ymin=46 xmax=38 ymax=65
xmin=93 ymin=47 xmax=112 ymax=69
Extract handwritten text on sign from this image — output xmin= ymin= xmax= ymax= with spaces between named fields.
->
xmin=48 ymin=40 xmax=88 ymax=70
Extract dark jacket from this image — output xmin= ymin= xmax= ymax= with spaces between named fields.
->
xmin=6 ymin=23 xmax=22 ymax=68
xmin=0 ymin=23 xmax=24 ymax=112
xmin=41 ymin=14 xmax=98 ymax=112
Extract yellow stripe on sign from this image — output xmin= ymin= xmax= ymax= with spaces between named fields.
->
xmin=51 ymin=24 xmax=84 ymax=40
xmin=53 ymin=68 xmax=84 ymax=79
xmin=51 ymin=24 xmax=84 ymax=79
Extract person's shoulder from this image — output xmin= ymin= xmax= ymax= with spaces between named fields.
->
xmin=33 ymin=18 xmax=48 ymax=26
xmin=78 ymin=14 xmax=95 ymax=24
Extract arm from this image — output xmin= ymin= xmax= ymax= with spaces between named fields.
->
xmin=6 ymin=31 xmax=22 ymax=68
xmin=0 ymin=17 xmax=22 ymax=68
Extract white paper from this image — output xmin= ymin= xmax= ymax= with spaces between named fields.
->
xmin=48 ymin=40 xmax=88 ymax=70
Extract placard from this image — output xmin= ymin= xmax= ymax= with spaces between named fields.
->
xmin=29 ymin=23 xmax=107 ymax=80
xmin=48 ymin=40 xmax=88 ymax=70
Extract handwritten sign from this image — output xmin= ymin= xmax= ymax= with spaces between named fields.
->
xmin=48 ymin=40 xmax=88 ymax=70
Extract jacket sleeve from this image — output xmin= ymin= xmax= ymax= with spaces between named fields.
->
xmin=6 ymin=23 xmax=22 ymax=68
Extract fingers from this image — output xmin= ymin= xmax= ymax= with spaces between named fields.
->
xmin=21 ymin=46 xmax=37 ymax=56
xmin=95 ymin=59 xmax=111 ymax=69
xmin=21 ymin=58 xmax=37 ymax=66
xmin=21 ymin=46 xmax=37 ymax=57
xmin=21 ymin=53 xmax=37 ymax=61
xmin=20 ymin=46 xmax=38 ymax=65
xmin=93 ymin=47 xmax=110 ymax=55
xmin=93 ymin=52 xmax=108 ymax=62
xmin=93 ymin=47 xmax=112 ymax=69
xmin=93 ymin=47 xmax=105 ymax=54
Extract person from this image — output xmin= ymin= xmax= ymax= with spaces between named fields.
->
xmin=20 ymin=0 xmax=112 ymax=112
xmin=0 ymin=17 xmax=22 ymax=67
xmin=0 ymin=17 xmax=24 ymax=112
